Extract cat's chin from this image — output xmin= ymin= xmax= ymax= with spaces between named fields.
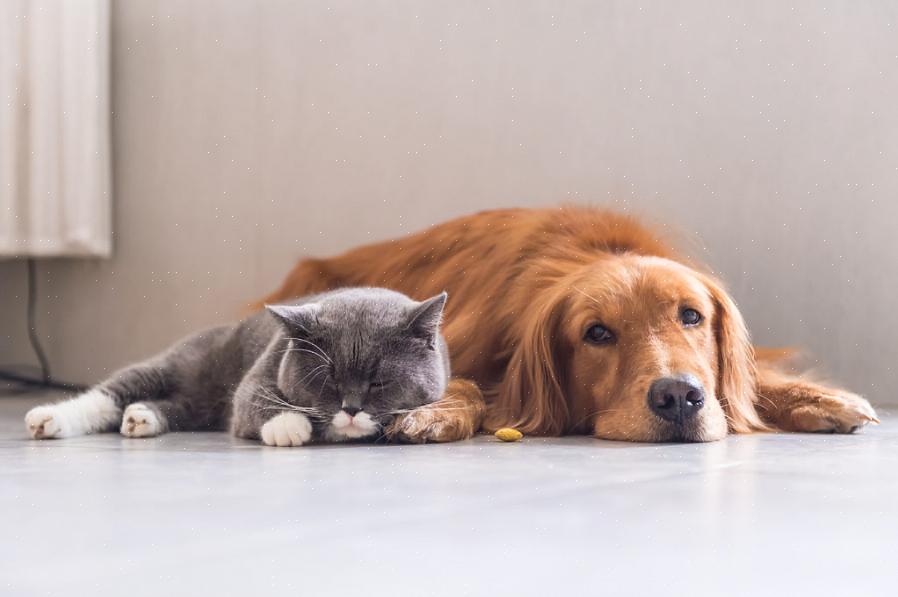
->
xmin=325 ymin=411 xmax=380 ymax=442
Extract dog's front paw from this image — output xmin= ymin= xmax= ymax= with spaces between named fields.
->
xmin=120 ymin=404 xmax=163 ymax=438
xmin=25 ymin=406 xmax=70 ymax=439
xmin=261 ymin=412 xmax=312 ymax=447
xmin=784 ymin=390 xmax=879 ymax=434
xmin=386 ymin=379 xmax=484 ymax=444
xmin=388 ymin=407 xmax=473 ymax=444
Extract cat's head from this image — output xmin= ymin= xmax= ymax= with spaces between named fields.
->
xmin=267 ymin=288 xmax=449 ymax=441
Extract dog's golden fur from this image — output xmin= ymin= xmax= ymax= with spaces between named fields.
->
xmin=259 ymin=206 xmax=877 ymax=442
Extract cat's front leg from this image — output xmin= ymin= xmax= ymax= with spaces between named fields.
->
xmin=231 ymin=374 xmax=314 ymax=447
xmin=25 ymin=389 xmax=121 ymax=439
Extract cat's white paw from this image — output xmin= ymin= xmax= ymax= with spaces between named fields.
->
xmin=25 ymin=390 xmax=120 ymax=439
xmin=25 ymin=405 xmax=70 ymax=439
xmin=261 ymin=412 xmax=312 ymax=447
xmin=120 ymin=403 xmax=163 ymax=438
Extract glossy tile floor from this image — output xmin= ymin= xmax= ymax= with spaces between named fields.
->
xmin=2 ymin=393 xmax=896 ymax=597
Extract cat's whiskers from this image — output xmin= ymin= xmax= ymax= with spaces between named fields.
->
xmin=382 ymin=406 xmax=472 ymax=417
xmin=250 ymin=386 xmax=326 ymax=419
xmin=251 ymin=402 xmax=326 ymax=421
xmin=282 ymin=337 xmax=333 ymax=364
xmin=251 ymin=386 xmax=296 ymax=410
xmin=382 ymin=394 xmax=473 ymax=417
xmin=293 ymin=364 xmax=330 ymax=387
xmin=280 ymin=347 xmax=333 ymax=364
xmin=289 ymin=368 xmax=328 ymax=397
xmin=252 ymin=401 xmax=327 ymax=419
xmin=316 ymin=374 xmax=330 ymax=402
xmin=292 ymin=337 xmax=332 ymax=360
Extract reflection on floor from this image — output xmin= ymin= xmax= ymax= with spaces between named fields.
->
xmin=2 ymin=393 xmax=896 ymax=596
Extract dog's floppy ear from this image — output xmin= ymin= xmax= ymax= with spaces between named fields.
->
xmin=487 ymin=288 xmax=570 ymax=435
xmin=701 ymin=274 xmax=769 ymax=433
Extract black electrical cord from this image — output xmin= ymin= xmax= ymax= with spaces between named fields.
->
xmin=0 ymin=259 xmax=87 ymax=394
xmin=26 ymin=259 xmax=51 ymax=384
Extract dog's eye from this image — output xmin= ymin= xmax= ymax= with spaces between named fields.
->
xmin=584 ymin=324 xmax=615 ymax=344
xmin=680 ymin=308 xmax=703 ymax=326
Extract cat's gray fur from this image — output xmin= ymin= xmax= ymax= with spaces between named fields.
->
xmin=27 ymin=288 xmax=449 ymax=444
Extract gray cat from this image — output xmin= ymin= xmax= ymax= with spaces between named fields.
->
xmin=24 ymin=288 xmax=450 ymax=447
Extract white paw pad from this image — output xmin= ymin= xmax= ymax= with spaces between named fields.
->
xmin=120 ymin=404 xmax=162 ymax=438
xmin=25 ymin=406 xmax=68 ymax=439
xmin=261 ymin=412 xmax=312 ymax=447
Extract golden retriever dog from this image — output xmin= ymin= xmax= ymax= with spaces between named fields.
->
xmin=258 ymin=206 xmax=877 ymax=443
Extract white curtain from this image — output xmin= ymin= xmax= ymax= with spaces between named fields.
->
xmin=0 ymin=0 xmax=111 ymax=258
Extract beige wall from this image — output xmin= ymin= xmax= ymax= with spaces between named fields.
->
xmin=2 ymin=0 xmax=897 ymax=404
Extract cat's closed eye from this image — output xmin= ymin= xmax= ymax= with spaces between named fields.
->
xmin=369 ymin=380 xmax=392 ymax=391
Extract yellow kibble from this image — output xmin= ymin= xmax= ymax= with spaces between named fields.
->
xmin=494 ymin=428 xmax=523 ymax=442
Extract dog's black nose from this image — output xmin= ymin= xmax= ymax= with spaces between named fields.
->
xmin=342 ymin=406 xmax=361 ymax=417
xmin=647 ymin=376 xmax=705 ymax=422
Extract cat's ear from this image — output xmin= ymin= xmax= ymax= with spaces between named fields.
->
xmin=266 ymin=303 xmax=320 ymax=333
xmin=406 ymin=292 xmax=447 ymax=345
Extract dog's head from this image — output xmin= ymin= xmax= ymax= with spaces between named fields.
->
xmin=493 ymin=255 xmax=766 ymax=442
